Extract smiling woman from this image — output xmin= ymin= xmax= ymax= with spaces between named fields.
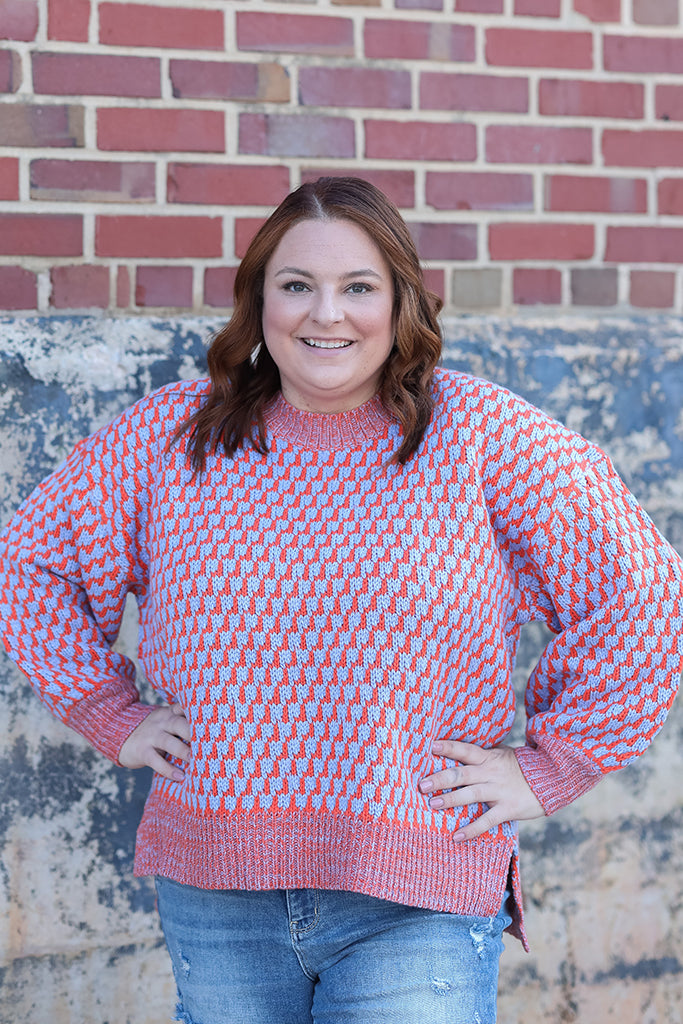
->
xmin=1 ymin=178 xmax=682 ymax=1024
xmin=174 ymin=175 xmax=443 ymax=473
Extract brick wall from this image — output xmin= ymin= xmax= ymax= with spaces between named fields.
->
xmin=1 ymin=0 xmax=682 ymax=316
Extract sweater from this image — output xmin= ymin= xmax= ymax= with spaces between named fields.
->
xmin=1 ymin=367 xmax=682 ymax=950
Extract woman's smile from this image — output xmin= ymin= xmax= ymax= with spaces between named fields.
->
xmin=300 ymin=337 xmax=354 ymax=349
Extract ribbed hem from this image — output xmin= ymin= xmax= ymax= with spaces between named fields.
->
xmin=266 ymin=392 xmax=393 ymax=450
xmin=133 ymin=794 xmax=527 ymax=944
xmin=515 ymin=738 xmax=602 ymax=816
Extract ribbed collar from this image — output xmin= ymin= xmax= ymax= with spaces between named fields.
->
xmin=266 ymin=392 xmax=395 ymax=450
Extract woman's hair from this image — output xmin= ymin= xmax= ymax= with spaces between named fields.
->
xmin=175 ymin=176 xmax=443 ymax=472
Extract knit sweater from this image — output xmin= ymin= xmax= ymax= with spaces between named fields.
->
xmin=1 ymin=368 xmax=682 ymax=949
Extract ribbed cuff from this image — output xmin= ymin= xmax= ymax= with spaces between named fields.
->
xmin=66 ymin=684 xmax=156 ymax=764
xmin=515 ymin=737 xmax=602 ymax=816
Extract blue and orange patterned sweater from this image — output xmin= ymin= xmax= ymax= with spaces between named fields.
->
xmin=1 ymin=367 xmax=682 ymax=946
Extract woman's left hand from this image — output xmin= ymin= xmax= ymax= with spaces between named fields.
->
xmin=418 ymin=739 xmax=545 ymax=841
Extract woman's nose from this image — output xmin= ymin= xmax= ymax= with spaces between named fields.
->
xmin=311 ymin=290 xmax=343 ymax=326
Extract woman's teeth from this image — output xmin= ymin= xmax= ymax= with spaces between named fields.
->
xmin=302 ymin=338 xmax=353 ymax=349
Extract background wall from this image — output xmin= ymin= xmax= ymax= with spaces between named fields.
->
xmin=0 ymin=313 xmax=682 ymax=1023
xmin=2 ymin=0 xmax=683 ymax=1021
xmin=2 ymin=0 xmax=683 ymax=316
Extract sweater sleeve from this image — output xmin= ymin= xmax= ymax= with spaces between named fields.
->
xmin=480 ymin=389 xmax=683 ymax=816
xmin=0 ymin=391 xmax=170 ymax=764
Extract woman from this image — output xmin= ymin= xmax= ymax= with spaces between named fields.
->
xmin=1 ymin=177 xmax=681 ymax=1024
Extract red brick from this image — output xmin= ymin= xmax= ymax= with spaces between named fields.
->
xmin=204 ymin=267 xmax=238 ymax=308
xmin=656 ymin=86 xmax=683 ymax=122
xmin=515 ymin=0 xmax=561 ymax=15
xmin=235 ymin=218 xmax=267 ymax=259
xmin=605 ymin=227 xmax=683 ymax=263
xmin=0 ymin=267 xmax=37 ymax=310
xmin=0 ymin=214 xmax=82 ymax=256
xmin=51 ymin=265 xmax=110 ymax=309
xmin=573 ymin=0 xmax=621 ymax=21
xmin=236 ymin=12 xmax=353 ymax=56
xmin=0 ymin=0 xmax=38 ymax=40
xmin=116 ymin=266 xmax=130 ymax=307
xmin=0 ymin=103 xmax=84 ymax=147
xmin=486 ymin=28 xmax=593 ymax=68
xmin=170 ymin=60 xmax=289 ymax=102
xmin=603 ymin=129 xmax=683 ymax=168
xmin=539 ymin=79 xmax=643 ymax=119
xmin=426 ymin=171 xmax=533 ymax=211
xmin=96 ymin=216 xmax=222 ymax=258
xmin=409 ymin=222 xmax=478 ymax=260
xmin=545 ymin=174 xmax=647 ymax=213
xmin=300 ymin=168 xmax=415 ymax=208
xmin=135 ymin=266 xmax=193 ymax=308
xmin=630 ymin=271 xmax=675 ymax=308
xmin=0 ymin=157 xmax=19 ymax=200
xmin=490 ymin=223 xmax=594 ymax=260
xmin=300 ymin=67 xmax=411 ymax=110
xmin=167 ymin=163 xmax=290 ymax=206
xmin=0 ymin=49 xmax=21 ymax=92
xmin=98 ymin=108 xmax=224 ymax=153
xmin=239 ymin=113 xmax=355 ymax=159
xmin=456 ymin=0 xmax=503 ymax=10
xmin=420 ymin=73 xmax=528 ymax=113
xmin=33 ymin=53 xmax=161 ymax=98
xmin=658 ymin=178 xmax=683 ymax=215
xmin=422 ymin=268 xmax=445 ymax=302
xmin=487 ymin=126 xmax=592 ymax=164
xmin=513 ymin=268 xmax=562 ymax=305
xmin=571 ymin=268 xmax=618 ymax=306
xmin=364 ymin=19 xmax=475 ymax=61
xmin=48 ymin=0 xmax=90 ymax=41
xmin=365 ymin=120 xmax=476 ymax=161
xmin=633 ymin=0 xmax=678 ymax=24
xmin=604 ymin=35 xmax=683 ymax=73
xmin=99 ymin=3 xmax=223 ymax=50
xmin=31 ymin=159 xmax=156 ymax=202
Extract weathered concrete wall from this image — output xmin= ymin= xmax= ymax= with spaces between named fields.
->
xmin=0 ymin=315 xmax=681 ymax=1024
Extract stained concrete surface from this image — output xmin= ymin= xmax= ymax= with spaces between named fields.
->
xmin=0 ymin=315 xmax=681 ymax=1023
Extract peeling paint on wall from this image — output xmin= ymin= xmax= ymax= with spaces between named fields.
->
xmin=0 ymin=315 xmax=681 ymax=1024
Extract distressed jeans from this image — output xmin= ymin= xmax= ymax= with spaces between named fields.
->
xmin=155 ymin=879 xmax=511 ymax=1024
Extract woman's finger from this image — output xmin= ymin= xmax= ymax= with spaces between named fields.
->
xmin=432 ymin=738 xmax=486 ymax=763
xmin=148 ymin=749 xmax=185 ymax=782
xmin=158 ymin=735 xmax=192 ymax=763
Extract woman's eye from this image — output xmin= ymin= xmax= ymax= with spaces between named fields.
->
xmin=347 ymin=282 xmax=372 ymax=294
xmin=283 ymin=281 xmax=310 ymax=293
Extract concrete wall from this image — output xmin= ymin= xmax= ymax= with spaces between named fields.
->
xmin=0 ymin=314 xmax=681 ymax=1023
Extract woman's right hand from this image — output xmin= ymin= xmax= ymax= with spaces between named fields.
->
xmin=118 ymin=703 xmax=191 ymax=781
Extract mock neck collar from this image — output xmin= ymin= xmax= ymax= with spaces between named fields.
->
xmin=266 ymin=392 xmax=395 ymax=450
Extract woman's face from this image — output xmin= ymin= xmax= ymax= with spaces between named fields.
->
xmin=262 ymin=218 xmax=395 ymax=413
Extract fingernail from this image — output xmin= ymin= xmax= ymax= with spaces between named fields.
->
xmin=172 ymin=770 xmax=185 ymax=782
xmin=452 ymin=830 xmax=466 ymax=842
xmin=429 ymin=796 xmax=444 ymax=809
xmin=419 ymin=780 xmax=433 ymax=794
xmin=432 ymin=741 xmax=444 ymax=754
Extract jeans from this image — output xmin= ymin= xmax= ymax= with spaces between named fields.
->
xmin=155 ymin=879 xmax=511 ymax=1024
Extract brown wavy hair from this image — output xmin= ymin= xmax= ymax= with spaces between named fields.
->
xmin=175 ymin=176 xmax=443 ymax=473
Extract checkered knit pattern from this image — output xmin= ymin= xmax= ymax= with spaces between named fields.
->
xmin=1 ymin=368 xmax=682 ymax=949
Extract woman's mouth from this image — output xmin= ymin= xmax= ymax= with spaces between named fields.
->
xmin=301 ymin=338 xmax=353 ymax=349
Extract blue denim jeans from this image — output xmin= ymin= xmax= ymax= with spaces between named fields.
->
xmin=155 ymin=879 xmax=511 ymax=1024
